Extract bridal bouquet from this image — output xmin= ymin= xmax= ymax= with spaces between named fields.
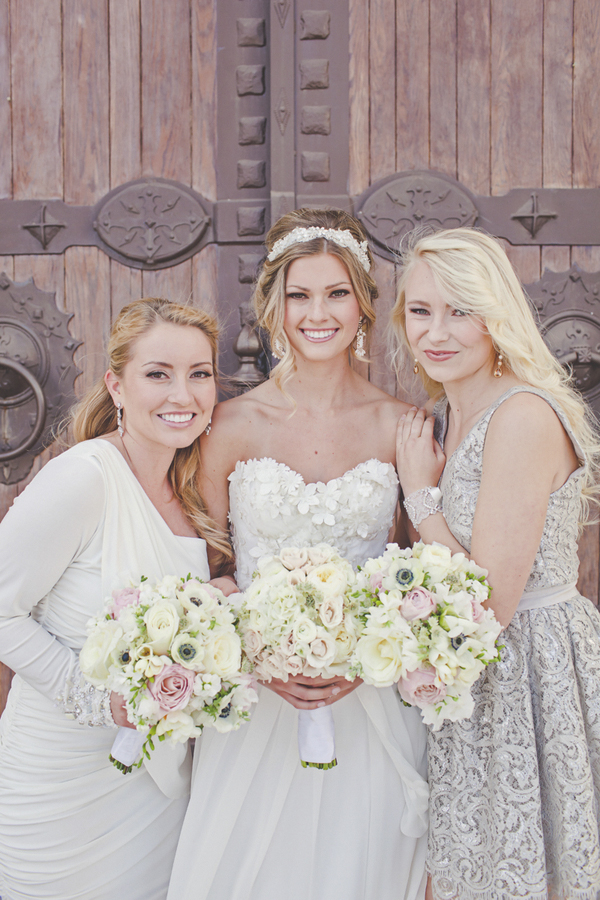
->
xmin=80 ymin=574 xmax=258 ymax=772
xmin=238 ymin=544 xmax=361 ymax=769
xmin=349 ymin=542 xmax=502 ymax=730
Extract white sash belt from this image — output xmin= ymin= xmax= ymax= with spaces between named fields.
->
xmin=517 ymin=581 xmax=578 ymax=612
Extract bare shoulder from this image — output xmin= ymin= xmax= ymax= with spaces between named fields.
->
xmin=202 ymin=381 xmax=282 ymax=470
xmin=486 ymin=388 xmax=576 ymax=463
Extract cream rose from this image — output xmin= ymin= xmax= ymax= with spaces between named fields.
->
xmin=144 ymin=601 xmax=180 ymax=654
xmin=318 ymin=595 xmax=344 ymax=628
xmin=307 ymin=564 xmax=348 ymax=599
xmin=279 ymin=547 xmax=309 ymax=570
xmin=203 ymin=631 xmax=242 ymax=679
xmin=155 ymin=709 xmax=198 ymax=742
xmin=80 ymin=620 xmax=124 ymax=685
xmin=354 ymin=633 xmax=404 ymax=686
xmin=242 ymin=628 xmax=265 ymax=657
xmin=306 ymin=632 xmax=337 ymax=668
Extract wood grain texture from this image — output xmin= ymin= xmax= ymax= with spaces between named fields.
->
xmin=369 ymin=258 xmax=397 ymax=397
xmin=141 ymin=0 xmax=191 ymax=182
xmin=109 ymin=0 xmax=141 ymax=187
xmin=0 ymin=1 xmax=11 ymax=198
xmin=110 ymin=258 xmax=142 ymax=319
xmin=578 ymin=521 xmax=600 ymax=605
xmin=192 ymin=0 xmax=217 ymax=201
xmin=396 ymin=0 xmax=429 ymax=170
xmin=142 ymin=261 xmax=192 ymax=306
xmin=65 ymin=247 xmax=111 ymax=397
xmin=429 ymin=0 xmax=457 ymax=177
xmin=543 ymin=0 xmax=573 ymax=188
xmin=573 ymin=0 xmax=600 ymax=189
xmin=348 ymin=0 xmax=369 ymax=197
xmin=369 ymin=0 xmax=395 ymax=181
xmin=505 ymin=245 xmax=541 ymax=284
xmin=457 ymin=0 xmax=491 ymax=194
xmin=491 ymin=0 xmax=543 ymax=192
xmin=63 ymin=0 xmax=110 ymax=204
xmin=541 ymin=245 xmax=571 ymax=273
xmin=192 ymin=243 xmax=218 ymax=317
xmin=11 ymin=0 xmax=62 ymax=199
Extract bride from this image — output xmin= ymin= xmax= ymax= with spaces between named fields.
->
xmin=168 ymin=208 xmax=428 ymax=900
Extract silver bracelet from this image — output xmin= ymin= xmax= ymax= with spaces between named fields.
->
xmin=56 ymin=659 xmax=116 ymax=728
xmin=403 ymin=486 xmax=443 ymax=530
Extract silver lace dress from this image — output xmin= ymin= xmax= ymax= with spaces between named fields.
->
xmin=428 ymin=386 xmax=600 ymax=900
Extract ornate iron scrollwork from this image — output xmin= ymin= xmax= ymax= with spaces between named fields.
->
xmin=355 ymin=171 xmax=479 ymax=262
xmin=526 ymin=265 xmax=600 ymax=419
xmin=0 ymin=276 xmax=80 ymax=484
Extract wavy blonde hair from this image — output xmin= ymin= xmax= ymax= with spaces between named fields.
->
xmin=391 ymin=227 xmax=600 ymax=521
xmin=252 ymin=208 xmax=378 ymax=400
xmin=70 ymin=297 xmax=232 ymax=562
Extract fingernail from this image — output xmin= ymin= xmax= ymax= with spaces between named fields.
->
xmin=331 ymin=686 xmax=341 ymax=695
xmin=317 ymin=701 xmax=326 ymax=708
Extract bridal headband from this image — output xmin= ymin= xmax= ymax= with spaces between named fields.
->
xmin=266 ymin=227 xmax=371 ymax=273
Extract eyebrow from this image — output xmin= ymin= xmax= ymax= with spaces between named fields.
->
xmin=142 ymin=361 xmax=213 ymax=368
xmin=286 ymin=281 xmax=351 ymax=291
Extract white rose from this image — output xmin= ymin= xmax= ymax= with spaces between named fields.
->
xmin=285 ymin=654 xmax=305 ymax=676
xmin=318 ymin=595 xmax=344 ymax=628
xmin=279 ymin=547 xmax=309 ymax=570
xmin=306 ymin=564 xmax=348 ymax=599
xmin=242 ymin=628 xmax=265 ymax=657
xmin=80 ymin=621 xmax=124 ymax=686
xmin=307 ymin=545 xmax=336 ymax=566
xmin=257 ymin=650 xmax=289 ymax=681
xmin=155 ymin=710 xmax=199 ymax=743
xmin=293 ymin=616 xmax=318 ymax=644
xmin=332 ymin=625 xmax=357 ymax=663
xmin=287 ymin=568 xmax=307 ymax=586
xmin=203 ymin=631 xmax=242 ymax=679
xmin=144 ymin=601 xmax=180 ymax=655
xmin=306 ymin=632 xmax=337 ymax=668
xmin=354 ymin=633 xmax=404 ymax=687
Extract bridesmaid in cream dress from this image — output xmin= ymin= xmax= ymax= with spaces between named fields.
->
xmin=168 ymin=209 xmax=429 ymax=900
xmin=0 ymin=299 xmax=232 ymax=900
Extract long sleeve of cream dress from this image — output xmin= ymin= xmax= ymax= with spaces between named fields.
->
xmin=0 ymin=439 xmax=209 ymax=900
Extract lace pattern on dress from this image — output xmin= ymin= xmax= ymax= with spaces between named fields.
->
xmin=55 ymin=658 xmax=115 ymax=728
xmin=428 ymin=387 xmax=600 ymax=900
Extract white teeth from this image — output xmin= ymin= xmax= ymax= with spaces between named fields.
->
xmin=160 ymin=413 xmax=194 ymax=423
xmin=303 ymin=329 xmax=337 ymax=339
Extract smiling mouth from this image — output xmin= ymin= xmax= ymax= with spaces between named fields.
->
xmin=424 ymin=350 xmax=457 ymax=360
xmin=159 ymin=413 xmax=196 ymax=423
xmin=301 ymin=328 xmax=339 ymax=341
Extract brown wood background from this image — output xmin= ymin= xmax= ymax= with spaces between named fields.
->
xmin=0 ymin=0 xmax=599 ymax=711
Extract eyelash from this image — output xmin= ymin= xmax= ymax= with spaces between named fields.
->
xmin=286 ymin=289 xmax=351 ymax=301
xmin=146 ymin=370 xmax=213 ymax=380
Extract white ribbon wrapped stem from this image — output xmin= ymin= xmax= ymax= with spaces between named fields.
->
xmin=297 ymin=707 xmax=337 ymax=769
xmin=110 ymin=726 xmax=145 ymax=770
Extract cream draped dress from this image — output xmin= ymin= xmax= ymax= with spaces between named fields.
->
xmin=0 ymin=439 xmax=209 ymax=900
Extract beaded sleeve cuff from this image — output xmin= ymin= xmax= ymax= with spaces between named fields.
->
xmin=403 ymin=486 xmax=443 ymax=530
xmin=56 ymin=659 xmax=116 ymax=728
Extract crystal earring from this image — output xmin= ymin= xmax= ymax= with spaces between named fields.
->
xmin=355 ymin=318 xmax=366 ymax=358
xmin=204 ymin=418 xmax=212 ymax=436
xmin=272 ymin=337 xmax=285 ymax=360
xmin=116 ymin=402 xmax=124 ymax=437
xmin=494 ymin=352 xmax=503 ymax=378
xmin=413 ymin=359 xmax=419 ymax=375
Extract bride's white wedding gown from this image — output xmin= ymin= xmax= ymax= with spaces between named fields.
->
xmin=168 ymin=457 xmax=428 ymax=900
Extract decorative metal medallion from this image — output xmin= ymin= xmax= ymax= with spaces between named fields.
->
xmin=526 ymin=265 xmax=600 ymax=419
xmin=93 ymin=178 xmax=211 ymax=269
xmin=355 ymin=171 xmax=479 ymax=262
xmin=511 ymin=192 xmax=558 ymax=239
xmin=0 ymin=275 xmax=80 ymax=483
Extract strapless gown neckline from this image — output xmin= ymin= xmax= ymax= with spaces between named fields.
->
xmin=236 ymin=456 xmax=396 ymax=488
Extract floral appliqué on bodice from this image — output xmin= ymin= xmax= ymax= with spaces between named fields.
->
xmin=434 ymin=386 xmax=585 ymax=591
xmin=228 ymin=457 xmax=399 ymax=589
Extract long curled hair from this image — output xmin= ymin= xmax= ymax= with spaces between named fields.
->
xmin=252 ymin=207 xmax=378 ymax=399
xmin=391 ymin=227 xmax=600 ymax=521
xmin=70 ymin=297 xmax=232 ymax=562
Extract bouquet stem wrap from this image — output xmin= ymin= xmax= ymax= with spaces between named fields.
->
xmin=109 ymin=726 xmax=146 ymax=772
xmin=298 ymin=707 xmax=337 ymax=769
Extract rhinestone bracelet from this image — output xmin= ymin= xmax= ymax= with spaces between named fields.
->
xmin=403 ymin=486 xmax=443 ymax=530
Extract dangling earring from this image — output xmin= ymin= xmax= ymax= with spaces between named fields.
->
xmin=116 ymin=402 xmax=124 ymax=437
xmin=204 ymin=418 xmax=212 ymax=436
xmin=413 ymin=358 xmax=419 ymax=375
xmin=355 ymin=317 xmax=366 ymax=358
xmin=272 ymin=337 xmax=285 ymax=360
xmin=494 ymin=352 xmax=503 ymax=378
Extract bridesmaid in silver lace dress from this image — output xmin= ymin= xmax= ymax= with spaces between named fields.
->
xmin=391 ymin=227 xmax=600 ymax=900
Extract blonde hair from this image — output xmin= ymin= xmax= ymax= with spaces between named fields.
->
xmin=252 ymin=208 xmax=378 ymax=398
xmin=391 ymin=227 xmax=600 ymax=521
xmin=70 ymin=298 xmax=232 ymax=562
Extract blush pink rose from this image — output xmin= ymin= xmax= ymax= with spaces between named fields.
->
xmin=402 ymin=587 xmax=437 ymax=621
xmin=471 ymin=600 xmax=485 ymax=623
xmin=370 ymin=572 xmax=384 ymax=591
xmin=148 ymin=664 xmax=195 ymax=714
xmin=110 ymin=587 xmax=140 ymax=618
xmin=398 ymin=667 xmax=447 ymax=709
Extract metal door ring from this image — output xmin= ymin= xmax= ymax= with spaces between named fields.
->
xmin=0 ymin=358 xmax=47 ymax=461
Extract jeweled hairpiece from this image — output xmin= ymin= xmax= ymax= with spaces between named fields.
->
xmin=266 ymin=226 xmax=371 ymax=273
